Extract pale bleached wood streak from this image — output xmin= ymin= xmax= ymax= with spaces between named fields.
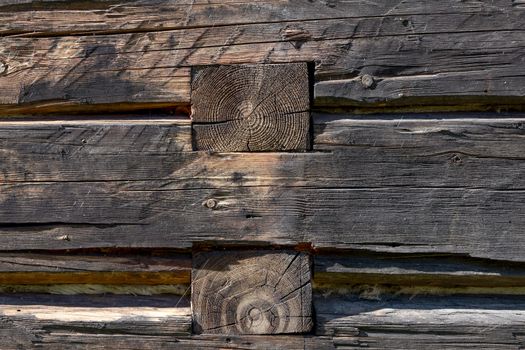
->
xmin=316 ymin=293 xmax=525 ymax=349
xmin=192 ymin=250 xmax=312 ymax=334
xmin=191 ymin=64 xmax=310 ymax=151
xmin=0 ymin=115 xmax=523 ymax=261
xmin=0 ymin=294 xmax=192 ymax=349
xmin=315 ymin=251 xmax=525 ymax=288
xmin=1 ymin=1 xmax=525 ymax=112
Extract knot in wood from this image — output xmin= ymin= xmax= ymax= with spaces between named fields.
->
xmin=0 ymin=62 xmax=7 ymax=75
xmin=360 ymin=74 xmax=375 ymax=89
xmin=204 ymin=198 xmax=218 ymax=209
xmin=449 ymin=153 xmax=463 ymax=165
xmin=192 ymin=250 xmax=312 ymax=335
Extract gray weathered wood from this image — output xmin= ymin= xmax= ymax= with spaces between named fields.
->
xmin=191 ymin=63 xmax=310 ymax=151
xmin=0 ymin=252 xmax=190 ymax=273
xmin=30 ymin=334 xmax=335 ymax=350
xmin=2 ymin=1 xmax=525 ymax=112
xmin=192 ymin=250 xmax=312 ymax=334
xmin=315 ymin=251 xmax=525 ymax=288
xmin=0 ymin=293 xmax=192 ymax=349
xmin=2 ymin=291 xmax=525 ymax=349
xmin=0 ymin=116 xmax=523 ymax=261
xmin=316 ymin=293 xmax=525 ymax=349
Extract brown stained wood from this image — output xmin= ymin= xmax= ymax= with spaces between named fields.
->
xmin=191 ymin=64 xmax=310 ymax=151
xmin=0 ymin=284 xmax=189 ymax=296
xmin=192 ymin=250 xmax=312 ymax=334
xmin=0 ymin=252 xmax=191 ymax=285
xmin=0 ymin=116 xmax=523 ymax=261
xmin=2 ymin=1 xmax=525 ymax=113
xmin=0 ymin=272 xmax=187 ymax=285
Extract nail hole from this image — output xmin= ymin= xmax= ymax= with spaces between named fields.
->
xmin=449 ymin=154 xmax=463 ymax=165
xmin=245 ymin=214 xmax=261 ymax=219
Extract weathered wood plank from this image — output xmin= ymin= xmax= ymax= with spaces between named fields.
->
xmin=4 ymin=249 xmax=525 ymax=289
xmin=33 ymin=334 xmax=336 ymax=350
xmin=1 ymin=1 xmax=506 ymax=36
xmin=0 ymin=293 xmax=192 ymax=349
xmin=315 ymin=251 xmax=525 ymax=289
xmin=315 ymin=293 xmax=525 ymax=349
xmin=0 ymin=292 xmax=329 ymax=349
xmin=0 ymin=116 xmax=523 ymax=261
xmin=0 ymin=251 xmax=190 ymax=284
xmin=191 ymin=63 xmax=310 ymax=152
xmin=3 ymin=291 xmax=525 ymax=349
xmin=192 ymin=250 xmax=312 ymax=334
xmin=2 ymin=1 xmax=525 ymax=112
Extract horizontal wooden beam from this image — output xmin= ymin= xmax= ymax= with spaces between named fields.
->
xmin=31 ymin=334 xmax=335 ymax=350
xmin=0 ymin=252 xmax=190 ymax=285
xmin=1 ymin=1 xmax=493 ymax=36
xmin=0 ymin=115 xmax=523 ymax=261
xmin=3 ymin=249 xmax=525 ymax=290
xmin=316 ymin=293 xmax=525 ymax=349
xmin=315 ymin=251 xmax=525 ymax=289
xmin=1 ymin=291 xmax=525 ymax=349
xmin=0 ymin=294 xmax=192 ymax=349
xmin=1 ymin=1 xmax=525 ymax=113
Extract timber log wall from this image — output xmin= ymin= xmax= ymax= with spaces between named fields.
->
xmin=0 ymin=1 xmax=524 ymax=349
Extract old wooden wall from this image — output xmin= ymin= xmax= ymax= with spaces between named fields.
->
xmin=0 ymin=1 xmax=525 ymax=349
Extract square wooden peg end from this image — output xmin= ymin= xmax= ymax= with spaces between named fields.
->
xmin=192 ymin=250 xmax=312 ymax=335
xmin=191 ymin=63 xmax=311 ymax=152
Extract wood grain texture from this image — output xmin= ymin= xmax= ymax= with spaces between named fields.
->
xmin=24 ymin=334 xmax=335 ymax=350
xmin=191 ymin=63 xmax=310 ymax=151
xmin=9 ymin=250 xmax=525 ymax=289
xmin=2 ymin=291 xmax=525 ymax=349
xmin=2 ymin=1 xmax=525 ymax=112
xmin=315 ymin=293 xmax=525 ymax=349
xmin=192 ymin=250 xmax=312 ymax=334
xmin=0 ymin=294 xmax=191 ymax=349
xmin=0 ymin=115 xmax=523 ymax=261
xmin=315 ymin=251 xmax=525 ymax=289
xmin=0 ymin=252 xmax=190 ymax=284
